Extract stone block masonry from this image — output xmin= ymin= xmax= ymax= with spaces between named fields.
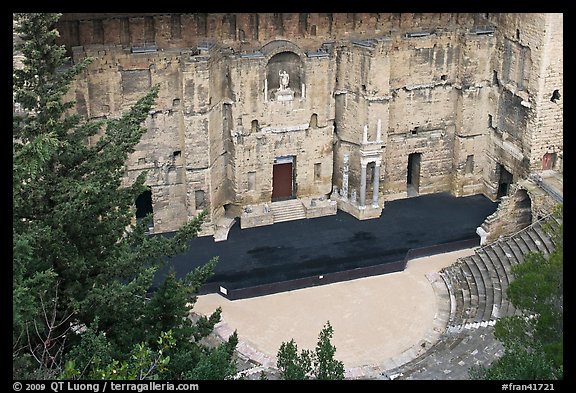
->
xmin=56 ymin=13 xmax=562 ymax=236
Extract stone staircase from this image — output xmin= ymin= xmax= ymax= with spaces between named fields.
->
xmin=270 ymin=199 xmax=306 ymax=223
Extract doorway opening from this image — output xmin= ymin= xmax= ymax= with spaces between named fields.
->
xmin=514 ymin=189 xmax=532 ymax=229
xmin=272 ymin=156 xmax=295 ymax=201
xmin=542 ymin=152 xmax=556 ymax=170
xmin=135 ymin=187 xmax=154 ymax=231
xmin=407 ymin=153 xmax=422 ymax=197
xmin=496 ymin=164 xmax=513 ymax=199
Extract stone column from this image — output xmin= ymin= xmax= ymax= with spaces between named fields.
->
xmin=359 ymin=162 xmax=367 ymax=208
xmin=264 ymin=78 xmax=268 ymax=102
xmin=342 ymin=154 xmax=349 ymax=200
xmin=372 ymin=162 xmax=380 ymax=207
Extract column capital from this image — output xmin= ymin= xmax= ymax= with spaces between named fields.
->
xmin=360 ymin=156 xmax=382 ymax=167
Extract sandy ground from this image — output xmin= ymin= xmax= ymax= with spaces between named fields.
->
xmin=193 ymin=248 xmax=475 ymax=369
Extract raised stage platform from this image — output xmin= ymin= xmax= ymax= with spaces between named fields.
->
xmin=156 ymin=192 xmax=498 ymax=299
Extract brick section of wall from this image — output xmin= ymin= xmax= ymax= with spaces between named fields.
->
xmin=57 ymin=13 xmax=478 ymax=53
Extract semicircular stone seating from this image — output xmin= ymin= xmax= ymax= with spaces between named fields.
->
xmin=380 ymin=216 xmax=557 ymax=380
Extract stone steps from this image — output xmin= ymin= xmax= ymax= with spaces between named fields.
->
xmin=526 ymin=224 xmax=551 ymax=255
xmin=489 ymin=244 xmax=513 ymax=317
xmin=531 ymin=222 xmax=556 ymax=255
xmin=467 ymin=255 xmax=491 ymax=322
xmin=382 ymin=217 xmax=558 ymax=380
xmin=388 ymin=325 xmax=503 ymax=380
xmin=270 ymin=199 xmax=306 ymax=223
xmin=455 ymin=262 xmax=476 ymax=325
xmin=476 ymin=250 xmax=503 ymax=319
xmin=512 ymin=234 xmax=530 ymax=256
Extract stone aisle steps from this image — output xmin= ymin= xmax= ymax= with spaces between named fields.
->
xmin=382 ymin=219 xmax=557 ymax=380
xmin=532 ymin=222 xmax=556 ymax=254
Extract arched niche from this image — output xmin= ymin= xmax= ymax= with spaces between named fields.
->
xmin=265 ymin=51 xmax=304 ymax=102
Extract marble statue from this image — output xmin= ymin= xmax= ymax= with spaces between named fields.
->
xmin=279 ymin=70 xmax=289 ymax=90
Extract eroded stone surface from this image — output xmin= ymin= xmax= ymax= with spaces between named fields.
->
xmin=46 ymin=13 xmax=563 ymax=235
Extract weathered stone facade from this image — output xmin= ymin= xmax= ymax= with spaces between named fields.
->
xmin=54 ymin=13 xmax=563 ymax=236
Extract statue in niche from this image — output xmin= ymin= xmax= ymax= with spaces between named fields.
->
xmin=279 ymin=70 xmax=290 ymax=90
xmin=274 ymin=69 xmax=294 ymax=102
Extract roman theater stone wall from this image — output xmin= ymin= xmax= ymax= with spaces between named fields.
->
xmin=55 ymin=13 xmax=562 ymax=236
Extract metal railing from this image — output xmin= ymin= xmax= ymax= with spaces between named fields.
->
xmin=476 ymin=211 xmax=556 ymax=254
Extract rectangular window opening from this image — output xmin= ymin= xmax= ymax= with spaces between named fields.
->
xmin=465 ymin=155 xmax=474 ymax=174
xmin=195 ymin=190 xmax=206 ymax=210
xmin=314 ymin=163 xmax=322 ymax=181
xmin=247 ymin=171 xmax=256 ymax=191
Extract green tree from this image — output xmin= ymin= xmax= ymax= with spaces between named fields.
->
xmin=470 ymin=205 xmax=563 ymax=380
xmin=13 ymin=13 xmax=235 ymax=379
xmin=277 ymin=321 xmax=344 ymax=380
xmin=313 ymin=321 xmax=345 ymax=380
xmin=277 ymin=339 xmax=313 ymax=380
xmin=60 ymin=329 xmax=177 ymax=380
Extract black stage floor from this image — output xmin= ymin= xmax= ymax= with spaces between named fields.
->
xmin=156 ymin=192 xmax=498 ymax=294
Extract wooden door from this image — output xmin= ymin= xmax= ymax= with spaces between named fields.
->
xmin=272 ymin=163 xmax=293 ymax=201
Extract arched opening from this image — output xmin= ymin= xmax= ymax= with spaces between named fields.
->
xmin=309 ymin=113 xmax=318 ymax=128
xmin=135 ymin=187 xmax=154 ymax=232
xmin=251 ymin=119 xmax=259 ymax=133
xmin=266 ymin=51 xmax=303 ymax=101
xmin=135 ymin=188 xmax=153 ymax=219
xmin=513 ymin=189 xmax=532 ymax=228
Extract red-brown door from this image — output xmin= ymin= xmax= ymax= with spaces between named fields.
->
xmin=542 ymin=153 xmax=556 ymax=170
xmin=272 ymin=163 xmax=293 ymax=201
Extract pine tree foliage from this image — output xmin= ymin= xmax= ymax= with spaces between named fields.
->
xmin=277 ymin=339 xmax=313 ymax=380
xmin=13 ymin=13 xmax=235 ymax=379
xmin=313 ymin=321 xmax=345 ymax=380
xmin=276 ymin=321 xmax=344 ymax=380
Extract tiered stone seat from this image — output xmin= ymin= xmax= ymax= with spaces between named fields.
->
xmin=441 ymin=267 xmax=466 ymax=327
xmin=476 ymin=249 xmax=503 ymax=319
xmin=382 ymin=217 xmax=557 ymax=380
xmin=512 ymin=234 xmax=530 ymax=255
xmin=469 ymin=254 xmax=494 ymax=322
xmin=526 ymin=225 xmax=551 ymax=255
xmin=487 ymin=244 xmax=513 ymax=317
xmin=531 ymin=222 xmax=556 ymax=254
xmin=388 ymin=325 xmax=504 ymax=380
xmin=505 ymin=238 xmax=524 ymax=265
xmin=519 ymin=231 xmax=538 ymax=253
xmin=455 ymin=262 xmax=478 ymax=324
